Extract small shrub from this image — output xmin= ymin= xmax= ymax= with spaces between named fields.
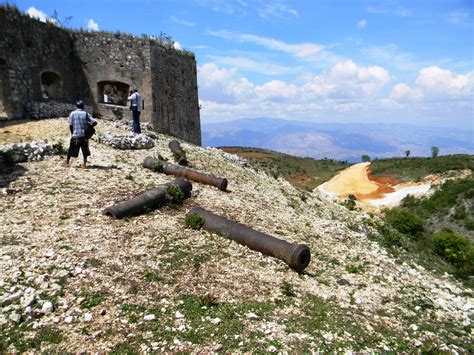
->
xmin=377 ymin=224 xmax=403 ymax=247
xmin=342 ymin=198 xmax=357 ymax=211
xmin=464 ymin=218 xmax=474 ymax=231
xmin=452 ymin=206 xmax=467 ymax=220
xmin=346 ymin=264 xmax=364 ymax=274
xmin=166 ymin=185 xmax=185 ymax=203
xmin=281 ymin=282 xmax=296 ymax=297
xmin=185 ymin=213 xmax=205 ymax=230
xmin=1 ymin=150 xmax=16 ymax=167
xmin=56 ymin=140 xmax=66 ymax=155
xmin=433 ymin=230 xmax=472 ymax=267
xmin=385 ymin=209 xmax=424 ymax=239
xmin=81 ymin=291 xmax=106 ymax=309
xmin=151 ymin=161 xmax=163 ymax=172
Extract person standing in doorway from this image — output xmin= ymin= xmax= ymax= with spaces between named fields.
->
xmin=128 ymin=89 xmax=141 ymax=133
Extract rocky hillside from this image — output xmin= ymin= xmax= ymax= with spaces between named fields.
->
xmin=1 ymin=118 xmax=472 ymax=352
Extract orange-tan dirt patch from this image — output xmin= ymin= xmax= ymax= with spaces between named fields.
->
xmin=320 ymin=162 xmax=394 ymax=201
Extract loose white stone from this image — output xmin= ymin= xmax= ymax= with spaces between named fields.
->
xmin=64 ymin=316 xmax=74 ymax=324
xmin=84 ymin=313 xmax=93 ymax=322
xmin=144 ymin=314 xmax=156 ymax=321
xmin=20 ymin=287 xmax=36 ymax=307
xmin=9 ymin=312 xmax=21 ymax=323
xmin=210 ymin=317 xmax=221 ymax=325
xmin=246 ymin=312 xmax=259 ymax=320
xmin=42 ymin=301 xmax=54 ymax=314
xmin=175 ymin=311 xmax=185 ymax=319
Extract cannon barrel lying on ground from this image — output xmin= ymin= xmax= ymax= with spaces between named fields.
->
xmin=168 ymin=140 xmax=188 ymax=166
xmin=143 ymin=156 xmax=228 ymax=191
xmin=187 ymin=207 xmax=311 ymax=272
xmin=103 ymin=177 xmax=192 ymax=219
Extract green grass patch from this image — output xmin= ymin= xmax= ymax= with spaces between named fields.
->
xmin=80 ymin=290 xmax=106 ymax=309
xmin=370 ymin=154 xmax=474 ymax=182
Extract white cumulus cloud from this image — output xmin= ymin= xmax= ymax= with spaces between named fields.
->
xmin=390 ymin=83 xmax=423 ymax=102
xmin=415 ymin=66 xmax=473 ymax=96
xmin=87 ymin=19 xmax=99 ymax=31
xmin=358 ymin=19 xmax=367 ymax=28
xmin=26 ymin=7 xmax=49 ymax=23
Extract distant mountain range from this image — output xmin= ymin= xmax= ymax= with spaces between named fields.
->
xmin=202 ymin=118 xmax=474 ymax=162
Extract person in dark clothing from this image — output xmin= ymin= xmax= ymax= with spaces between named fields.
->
xmin=62 ymin=100 xmax=97 ymax=168
xmin=127 ymin=89 xmax=141 ymax=133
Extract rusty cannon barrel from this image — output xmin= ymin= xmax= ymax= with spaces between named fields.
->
xmin=187 ymin=207 xmax=311 ymax=272
xmin=143 ymin=156 xmax=228 ymax=191
xmin=168 ymin=140 xmax=188 ymax=166
xmin=103 ymin=177 xmax=192 ymax=219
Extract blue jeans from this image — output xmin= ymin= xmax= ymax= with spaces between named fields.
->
xmin=131 ymin=109 xmax=141 ymax=133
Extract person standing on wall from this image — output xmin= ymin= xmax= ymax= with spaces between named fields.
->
xmin=62 ymin=100 xmax=97 ymax=169
xmin=128 ymin=89 xmax=141 ymax=134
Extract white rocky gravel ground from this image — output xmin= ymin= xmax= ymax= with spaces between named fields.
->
xmin=0 ymin=118 xmax=472 ymax=352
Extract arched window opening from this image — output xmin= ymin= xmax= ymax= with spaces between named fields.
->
xmin=97 ymin=81 xmax=130 ymax=106
xmin=41 ymin=71 xmax=63 ymax=99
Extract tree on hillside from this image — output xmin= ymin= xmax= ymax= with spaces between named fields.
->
xmin=361 ymin=154 xmax=371 ymax=162
xmin=431 ymin=146 xmax=439 ymax=158
xmin=405 ymin=150 xmax=410 ymax=158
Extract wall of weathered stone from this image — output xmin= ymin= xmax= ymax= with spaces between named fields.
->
xmin=0 ymin=7 xmax=83 ymax=118
xmin=71 ymin=32 xmax=154 ymax=120
xmin=149 ymin=45 xmax=201 ymax=145
xmin=0 ymin=7 xmax=201 ymax=145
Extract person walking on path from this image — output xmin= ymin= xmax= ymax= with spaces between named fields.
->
xmin=62 ymin=100 xmax=97 ymax=169
xmin=128 ymin=89 xmax=141 ymax=133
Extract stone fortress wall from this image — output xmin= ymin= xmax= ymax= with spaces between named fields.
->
xmin=0 ymin=6 xmax=201 ymax=145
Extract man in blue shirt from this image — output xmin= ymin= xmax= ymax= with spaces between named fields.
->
xmin=62 ymin=100 xmax=97 ymax=168
xmin=127 ymin=89 xmax=141 ymax=134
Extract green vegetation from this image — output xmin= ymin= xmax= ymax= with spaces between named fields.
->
xmin=166 ymin=185 xmax=185 ymax=203
xmin=0 ymin=149 xmax=15 ymax=167
xmin=361 ymin=154 xmax=371 ymax=162
xmin=370 ymin=154 xmax=473 ymax=182
xmin=431 ymin=146 xmax=440 ymax=158
xmin=185 ymin=213 xmax=206 ymax=230
xmin=80 ymin=290 xmax=106 ymax=309
xmin=433 ymin=230 xmax=473 ymax=274
xmin=368 ymin=155 xmax=474 ymax=283
xmin=221 ymin=147 xmax=350 ymax=191
xmin=1 ymin=325 xmax=63 ymax=352
xmin=374 ymin=175 xmax=474 ymax=283
xmin=385 ymin=209 xmax=424 ymax=239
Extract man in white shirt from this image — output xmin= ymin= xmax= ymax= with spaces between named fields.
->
xmin=127 ymin=89 xmax=141 ymax=133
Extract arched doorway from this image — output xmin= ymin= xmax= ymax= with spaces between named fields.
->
xmin=0 ymin=58 xmax=9 ymax=118
xmin=97 ymin=81 xmax=130 ymax=106
xmin=41 ymin=71 xmax=63 ymax=99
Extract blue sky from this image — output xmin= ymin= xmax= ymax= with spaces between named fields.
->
xmin=8 ymin=0 xmax=474 ymax=129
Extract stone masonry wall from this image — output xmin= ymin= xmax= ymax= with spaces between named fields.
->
xmin=0 ymin=7 xmax=81 ymax=118
xmin=71 ymin=32 xmax=153 ymax=121
xmin=0 ymin=7 xmax=201 ymax=145
xmin=150 ymin=45 xmax=201 ymax=145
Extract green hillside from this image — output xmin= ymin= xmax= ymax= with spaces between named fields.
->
xmin=220 ymin=147 xmax=351 ymax=191
xmin=370 ymin=155 xmax=474 ymax=182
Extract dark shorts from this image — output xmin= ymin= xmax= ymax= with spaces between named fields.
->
xmin=67 ymin=136 xmax=90 ymax=158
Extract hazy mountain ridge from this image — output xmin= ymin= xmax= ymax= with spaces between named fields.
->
xmin=202 ymin=118 xmax=474 ymax=162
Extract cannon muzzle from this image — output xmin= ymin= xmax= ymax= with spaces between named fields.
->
xmin=187 ymin=207 xmax=311 ymax=272
xmin=143 ymin=156 xmax=228 ymax=191
xmin=103 ymin=177 xmax=192 ymax=219
xmin=168 ymin=140 xmax=188 ymax=166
